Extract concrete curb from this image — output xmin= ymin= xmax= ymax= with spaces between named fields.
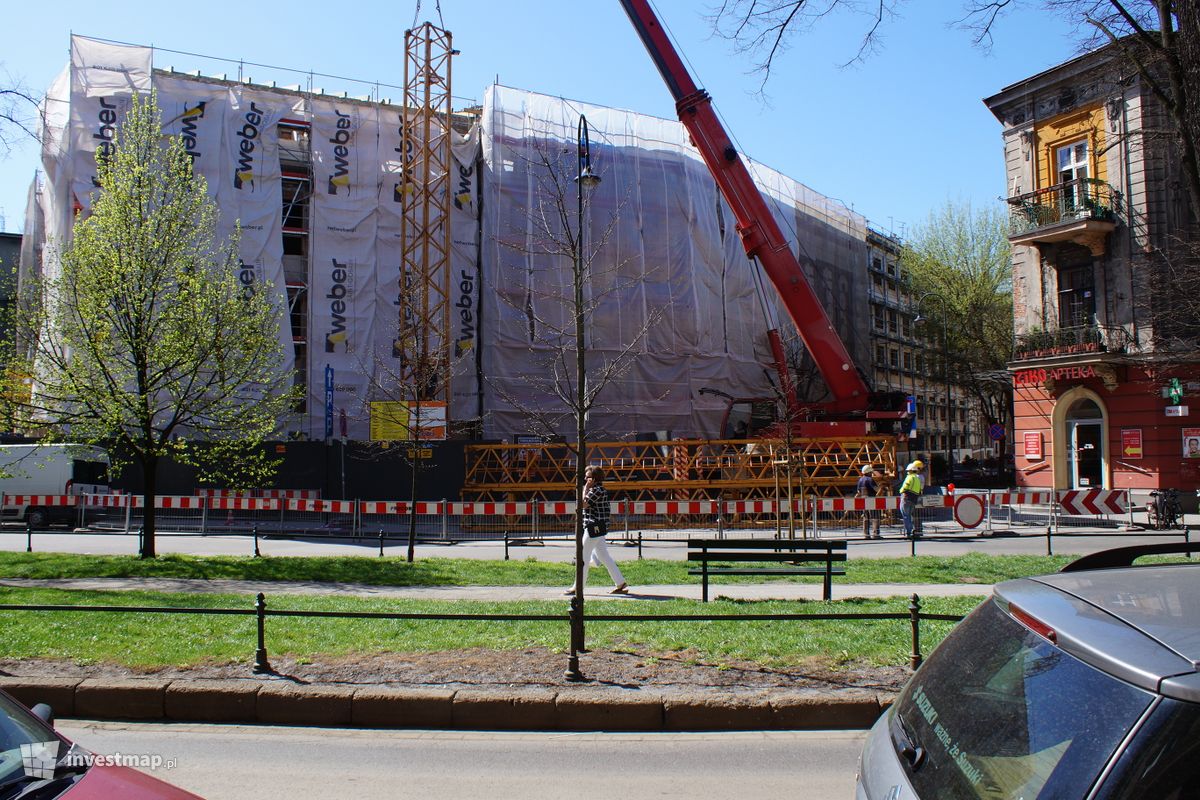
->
xmin=0 ymin=676 xmax=891 ymax=732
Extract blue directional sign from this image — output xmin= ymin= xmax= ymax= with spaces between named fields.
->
xmin=324 ymin=365 xmax=334 ymax=440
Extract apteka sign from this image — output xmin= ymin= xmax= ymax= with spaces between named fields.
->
xmin=1014 ymin=364 xmax=1097 ymax=388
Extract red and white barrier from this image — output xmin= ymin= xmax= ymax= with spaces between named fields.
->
xmin=720 ymin=500 xmax=779 ymax=515
xmin=809 ymin=497 xmax=901 ymax=513
xmin=209 ymin=497 xmax=281 ymax=511
xmin=1058 ymin=489 xmax=1126 ymax=515
xmin=624 ymin=501 xmax=719 ymax=515
xmin=989 ymin=491 xmax=1054 ymax=505
xmin=285 ymin=499 xmax=357 ymax=514
xmin=152 ymin=496 xmax=205 ymax=510
xmin=360 ymin=501 xmax=447 ymax=515
xmin=2 ymin=495 xmax=78 ymax=508
xmin=447 ymin=501 xmax=541 ymax=516
xmin=80 ymin=494 xmax=131 ymax=508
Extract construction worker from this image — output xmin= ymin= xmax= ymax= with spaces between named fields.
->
xmin=856 ymin=464 xmax=882 ymax=539
xmin=900 ymin=460 xmax=925 ymax=538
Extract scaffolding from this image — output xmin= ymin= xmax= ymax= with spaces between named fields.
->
xmin=398 ymin=22 xmax=454 ymax=408
xmin=462 ymin=436 xmax=898 ymax=502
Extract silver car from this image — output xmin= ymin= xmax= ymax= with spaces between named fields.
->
xmin=856 ymin=542 xmax=1200 ymax=799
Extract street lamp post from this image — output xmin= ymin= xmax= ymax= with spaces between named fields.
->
xmin=566 ymin=114 xmax=602 ymax=682
xmin=915 ymin=292 xmax=952 ymax=483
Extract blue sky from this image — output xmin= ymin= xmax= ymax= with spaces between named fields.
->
xmin=0 ymin=0 xmax=1082 ymax=237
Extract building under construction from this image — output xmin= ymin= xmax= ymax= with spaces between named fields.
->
xmin=26 ymin=31 xmax=907 ymax=500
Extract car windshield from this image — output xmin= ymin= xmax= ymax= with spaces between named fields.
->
xmin=0 ymin=693 xmax=64 ymax=789
xmin=893 ymin=599 xmax=1153 ymax=799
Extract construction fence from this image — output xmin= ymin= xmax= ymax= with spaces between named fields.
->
xmin=0 ymin=488 xmax=1158 ymax=544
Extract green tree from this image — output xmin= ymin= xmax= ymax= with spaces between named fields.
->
xmin=902 ymin=200 xmax=1013 ymax=429
xmin=17 ymin=92 xmax=293 ymax=557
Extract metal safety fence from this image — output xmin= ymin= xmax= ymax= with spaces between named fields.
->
xmin=0 ymin=592 xmax=962 ymax=673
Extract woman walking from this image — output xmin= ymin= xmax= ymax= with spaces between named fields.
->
xmin=566 ymin=466 xmax=629 ymax=595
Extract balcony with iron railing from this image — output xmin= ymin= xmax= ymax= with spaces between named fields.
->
xmin=1006 ymin=178 xmax=1120 ymax=255
xmin=1012 ymin=322 xmax=1139 ymax=361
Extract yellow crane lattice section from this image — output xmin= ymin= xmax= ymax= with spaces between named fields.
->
xmin=462 ymin=437 xmax=898 ymax=502
xmin=397 ymin=22 xmax=454 ymax=406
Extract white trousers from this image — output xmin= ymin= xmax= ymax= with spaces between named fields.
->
xmin=582 ymin=532 xmax=625 ymax=587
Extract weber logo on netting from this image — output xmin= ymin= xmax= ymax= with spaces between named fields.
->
xmin=178 ymin=101 xmax=206 ymax=164
xmin=392 ymin=266 xmax=416 ymax=359
xmin=232 ymin=101 xmax=264 ymax=190
xmin=327 ymin=108 xmax=354 ymax=195
xmin=391 ymin=115 xmax=416 ymax=203
xmin=324 ymin=257 xmax=354 ymax=353
xmin=452 ymin=161 xmax=474 ymax=210
xmin=237 ymin=258 xmax=260 ymax=301
xmin=454 ymin=269 xmax=476 ymax=357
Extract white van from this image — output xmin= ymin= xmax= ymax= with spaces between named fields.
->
xmin=0 ymin=444 xmax=111 ymax=527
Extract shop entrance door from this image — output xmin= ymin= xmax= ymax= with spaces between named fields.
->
xmin=1069 ymin=420 xmax=1104 ymax=488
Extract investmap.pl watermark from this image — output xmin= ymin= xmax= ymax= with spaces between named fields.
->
xmin=21 ymin=741 xmax=177 ymax=777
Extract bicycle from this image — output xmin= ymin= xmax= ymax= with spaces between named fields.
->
xmin=1146 ymin=488 xmax=1182 ymax=530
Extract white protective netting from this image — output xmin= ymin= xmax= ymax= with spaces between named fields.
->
xmin=477 ymin=85 xmax=872 ymax=440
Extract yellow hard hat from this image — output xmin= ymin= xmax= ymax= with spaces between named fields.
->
xmin=907 ymin=460 xmax=924 ymax=471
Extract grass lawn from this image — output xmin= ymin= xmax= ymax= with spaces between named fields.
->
xmin=0 ymin=587 xmax=981 ymax=669
xmin=0 ymin=551 xmax=1077 ymax=587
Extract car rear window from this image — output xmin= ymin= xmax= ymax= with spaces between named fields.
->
xmin=1095 ymin=697 xmax=1200 ymax=799
xmin=893 ymin=598 xmax=1153 ymax=799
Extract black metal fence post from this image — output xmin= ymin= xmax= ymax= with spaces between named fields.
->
xmin=25 ymin=522 xmax=32 ymax=553
xmin=252 ymin=592 xmax=272 ymax=674
xmin=1046 ymin=525 xmax=1053 ymax=556
xmin=504 ymin=530 xmax=510 ymax=561
xmin=909 ymin=593 xmax=923 ymax=670
xmin=637 ymin=530 xmax=643 ymax=560
xmin=379 ymin=529 xmax=385 ymax=558
xmin=253 ymin=526 xmax=261 ymax=558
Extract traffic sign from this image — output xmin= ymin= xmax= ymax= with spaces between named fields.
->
xmin=1058 ymin=489 xmax=1126 ymax=515
xmin=988 ymin=423 xmax=1005 ymax=441
xmin=953 ymin=494 xmax=986 ymax=529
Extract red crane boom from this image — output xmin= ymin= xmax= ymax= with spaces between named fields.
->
xmin=618 ymin=0 xmax=874 ymax=418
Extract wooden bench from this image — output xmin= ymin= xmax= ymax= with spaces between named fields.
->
xmin=686 ymin=538 xmax=847 ymax=602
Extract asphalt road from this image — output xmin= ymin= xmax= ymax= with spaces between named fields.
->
xmin=58 ymin=720 xmax=868 ymax=800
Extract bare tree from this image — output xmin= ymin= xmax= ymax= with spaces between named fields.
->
xmin=489 ymin=131 xmax=662 ymax=680
xmin=0 ymin=66 xmax=39 ymax=154
xmin=363 ymin=312 xmax=448 ymax=563
xmin=708 ymin=0 xmax=900 ymax=89
xmin=1146 ymin=232 xmax=1200 ymax=348
xmin=712 ymin=2 xmax=1200 ymax=226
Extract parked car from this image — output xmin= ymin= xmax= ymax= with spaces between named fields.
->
xmin=856 ymin=542 xmax=1200 ymax=799
xmin=0 ymin=689 xmax=201 ymax=799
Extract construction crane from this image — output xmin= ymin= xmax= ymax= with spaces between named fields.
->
xmin=618 ymin=0 xmax=907 ymax=439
